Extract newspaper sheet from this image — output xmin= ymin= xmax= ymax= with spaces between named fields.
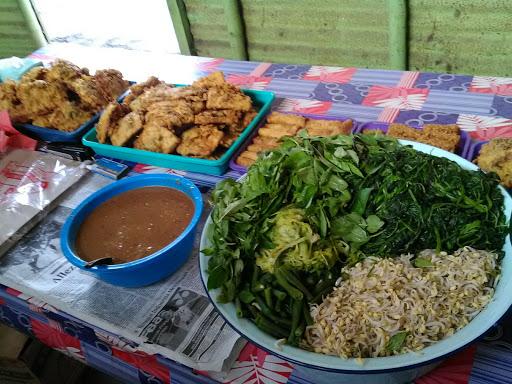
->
xmin=0 ymin=173 xmax=244 ymax=372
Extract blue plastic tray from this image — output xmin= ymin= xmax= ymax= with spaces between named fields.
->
xmin=14 ymin=85 xmax=133 ymax=143
xmin=82 ymin=89 xmax=275 ymax=176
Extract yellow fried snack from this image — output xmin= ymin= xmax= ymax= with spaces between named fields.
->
xmin=476 ymin=138 xmax=512 ymax=188
xmin=305 ymin=119 xmax=353 ymax=136
xmin=111 ymin=111 xmax=145 ymax=146
xmin=0 ymin=81 xmax=29 ymax=122
xmin=387 ymin=123 xmax=422 ymax=141
xmin=267 ymin=112 xmax=306 ymax=128
xmin=32 ymin=101 xmax=93 ymax=132
xmin=206 ymin=87 xmax=252 ymax=111
xmin=46 ymin=59 xmax=88 ymax=83
xmin=259 ymin=123 xmax=301 ymax=139
xmin=177 ymin=125 xmax=224 ymax=157
xmin=17 ymin=80 xmax=68 ymax=115
xmin=134 ymin=123 xmax=181 ymax=154
xmin=68 ymin=76 xmax=109 ymax=111
xmin=194 ymin=109 xmax=242 ymax=126
xmin=96 ymin=103 xmax=130 ymax=143
xmin=94 ymin=69 xmax=129 ymax=101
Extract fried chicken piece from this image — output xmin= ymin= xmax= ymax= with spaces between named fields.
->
xmin=192 ymin=71 xmax=227 ymax=89
xmin=96 ymin=103 xmax=130 ymax=143
xmin=94 ymin=69 xmax=129 ymax=100
xmin=46 ymin=59 xmax=88 ymax=83
xmin=305 ymin=119 xmax=353 ymax=136
xmin=258 ymin=123 xmax=300 ymax=139
xmin=134 ymin=123 xmax=180 ymax=154
xmin=176 ymin=125 xmax=224 ymax=157
xmin=145 ymin=100 xmax=194 ymax=129
xmin=111 ymin=111 xmax=145 ymax=146
xmin=123 ymin=76 xmax=164 ymax=105
xmin=17 ymin=80 xmax=68 ymax=115
xmin=476 ymin=138 xmax=512 ymax=188
xmin=32 ymin=101 xmax=93 ymax=132
xmin=267 ymin=112 xmax=306 ymax=128
xmin=206 ymin=87 xmax=252 ymax=111
xmin=194 ymin=109 xmax=241 ymax=126
xmin=68 ymin=76 xmax=109 ymax=110
xmin=387 ymin=124 xmax=422 ymax=141
xmin=242 ymin=109 xmax=258 ymax=128
xmin=0 ymin=81 xmax=29 ymax=122
xmin=19 ymin=66 xmax=48 ymax=83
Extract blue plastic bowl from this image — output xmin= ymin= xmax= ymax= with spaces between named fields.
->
xmin=61 ymin=174 xmax=203 ymax=287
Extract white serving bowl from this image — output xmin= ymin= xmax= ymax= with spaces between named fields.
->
xmin=199 ymin=140 xmax=512 ymax=384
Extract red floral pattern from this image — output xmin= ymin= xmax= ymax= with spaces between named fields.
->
xmin=415 ymin=346 xmax=476 ymax=384
xmin=227 ymin=74 xmax=272 ymax=90
xmin=363 ymin=86 xmax=429 ymax=110
xmin=31 ymin=319 xmax=84 ymax=360
xmin=303 ymin=66 xmax=356 ymax=83
xmin=112 ymin=348 xmax=170 ymax=383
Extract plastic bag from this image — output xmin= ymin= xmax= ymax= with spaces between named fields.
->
xmin=0 ymin=149 xmax=87 ymax=257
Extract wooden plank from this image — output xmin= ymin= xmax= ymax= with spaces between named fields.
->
xmin=166 ymin=0 xmax=195 ymax=55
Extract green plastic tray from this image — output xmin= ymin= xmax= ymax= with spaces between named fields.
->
xmin=82 ymin=88 xmax=274 ymax=175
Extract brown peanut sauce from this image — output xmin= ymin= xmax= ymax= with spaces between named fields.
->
xmin=75 ymin=186 xmax=194 ymax=264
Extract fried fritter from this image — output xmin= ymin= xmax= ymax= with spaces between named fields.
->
xmin=123 ymin=76 xmax=164 ymax=105
xmin=194 ymin=109 xmax=241 ymax=126
xmin=305 ymin=119 xmax=353 ymax=136
xmin=94 ymin=69 xmax=129 ymax=100
xmin=176 ymin=125 xmax=224 ymax=157
xmin=17 ymin=80 xmax=68 ymax=115
xmin=192 ymin=71 xmax=227 ymax=89
xmin=145 ymin=100 xmax=194 ymax=129
xmin=134 ymin=123 xmax=181 ymax=154
xmin=0 ymin=81 xmax=29 ymax=122
xmin=476 ymin=138 xmax=512 ymax=188
xmin=387 ymin=124 xmax=422 ymax=141
xmin=220 ymin=131 xmax=240 ymax=148
xmin=242 ymin=109 xmax=258 ymax=128
xmin=206 ymin=87 xmax=252 ymax=111
xmin=68 ymin=76 xmax=109 ymax=110
xmin=111 ymin=111 xmax=145 ymax=146
xmin=46 ymin=59 xmax=88 ymax=83
xmin=32 ymin=101 xmax=93 ymax=132
xmin=96 ymin=102 xmax=130 ymax=143
xmin=128 ymin=84 xmax=180 ymax=112
xmin=252 ymin=135 xmax=280 ymax=148
xmin=267 ymin=112 xmax=306 ymax=128
xmin=19 ymin=66 xmax=48 ymax=83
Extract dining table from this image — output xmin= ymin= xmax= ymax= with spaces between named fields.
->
xmin=1 ymin=42 xmax=511 ymax=384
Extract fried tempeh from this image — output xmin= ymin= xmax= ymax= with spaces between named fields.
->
xmin=267 ymin=112 xmax=306 ymax=128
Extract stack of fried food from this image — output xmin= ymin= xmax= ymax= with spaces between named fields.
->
xmin=476 ymin=138 xmax=512 ymax=188
xmin=0 ymin=60 xmax=129 ymax=132
xmin=97 ymin=72 xmax=258 ymax=159
xmin=235 ymin=112 xmax=353 ymax=167
xmin=363 ymin=123 xmax=461 ymax=152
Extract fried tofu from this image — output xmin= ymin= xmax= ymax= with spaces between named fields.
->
xmin=476 ymin=138 xmax=512 ymax=188
xmin=111 ymin=111 xmax=144 ymax=146
xmin=134 ymin=123 xmax=180 ymax=154
xmin=306 ymin=119 xmax=353 ymax=136
xmin=177 ymin=125 xmax=224 ymax=157
xmin=259 ymin=123 xmax=300 ymax=139
xmin=194 ymin=109 xmax=241 ymax=126
xmin=267 ymin=112 xmax=306 ymax=128
xmin=206 ymin=87 xmax=252 ymax=111
xmin=96 ymin=102 xmax=130 ymax=143
xmin=236 ymin=150 xmax=258 ymax=167
xmin=252 ymin=136 xmax=280 ymax=148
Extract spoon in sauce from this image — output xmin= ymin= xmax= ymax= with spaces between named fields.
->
xmin=84 ymin=257 xmax=113 ymax=268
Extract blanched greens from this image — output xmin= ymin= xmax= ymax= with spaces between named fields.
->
xmin=204 ymin=134 xmax=508 ymax=345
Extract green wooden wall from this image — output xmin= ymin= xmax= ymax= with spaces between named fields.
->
xmin=168 ymin=0 xmax=512 ymax=76
xmin=0 ymin=0 xmax=46 ymax=58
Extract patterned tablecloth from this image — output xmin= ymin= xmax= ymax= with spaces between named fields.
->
xmin=1 ymin=43 xmax=512 ymax=384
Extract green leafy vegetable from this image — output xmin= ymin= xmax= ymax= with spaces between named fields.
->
xmin=205 ymin=133 xmax=508 ymax=345
xmin=414 ymin=258 xmax=434 ymax=268
xmin=386 ymin=331 xmax=408 ymax=352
